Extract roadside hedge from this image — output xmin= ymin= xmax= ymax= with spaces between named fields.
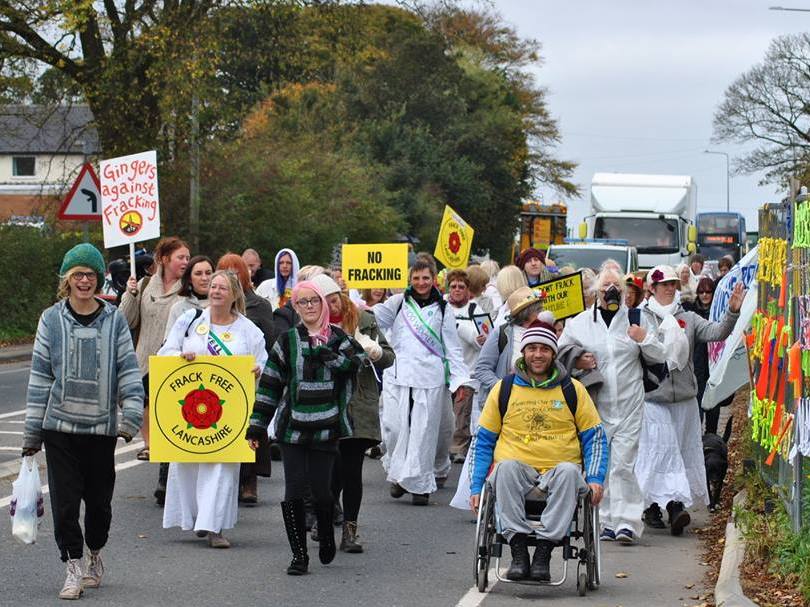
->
xmin=0 ymin=226 xmax=103 ymax=341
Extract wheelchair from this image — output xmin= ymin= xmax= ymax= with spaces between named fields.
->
xmin=473 ymin=478 xmax=601 ymax=595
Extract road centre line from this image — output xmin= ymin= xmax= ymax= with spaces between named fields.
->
xmin=0 ymin=409 xmax=25 ymax=419
xmin=0 ymin=431 xmax=23 ymax=435
xmin=0 ymin=365 xmax=30 ymax=375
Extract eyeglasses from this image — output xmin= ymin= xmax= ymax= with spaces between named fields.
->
xmin=70 ymin=271 xmax=97 ymax=282
xmin=697 ymin=290 xmax=712 ymax=295
xmin=449 ymin=284 xmax=467 ymax=290
xmin=297 ymin=297 xmax=322 ymax=308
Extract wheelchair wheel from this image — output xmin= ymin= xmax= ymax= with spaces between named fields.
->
xmin=583 ymin=498 xmax=600 ymax=590
xmin=473 ymin=484 xmax=495 ymax=593
xmin=577 ymin=572 xmax=588 ymax=596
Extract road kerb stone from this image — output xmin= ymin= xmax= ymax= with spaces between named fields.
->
xmin=715 ymin=490 xmax=757 ymax=607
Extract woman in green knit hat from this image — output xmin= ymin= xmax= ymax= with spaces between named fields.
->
xmin=22 ymin=243 xmax=144 ymax=600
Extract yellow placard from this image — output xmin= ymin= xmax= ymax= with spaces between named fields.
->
xmin=148 ymin=355 xmax=257 ymax=463
xmin=342 ymin=243 xmax=408 ymax=289
xmin=434 ymin=205 xmax=474 ymax=269
xmin=534 ymin=272 xmax=585 ymax=321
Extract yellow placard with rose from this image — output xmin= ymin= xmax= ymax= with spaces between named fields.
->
xmin=434 ymin=205 xmax=474 ymax=270
xmin=148 ymin=355 xmax=257 ymax=463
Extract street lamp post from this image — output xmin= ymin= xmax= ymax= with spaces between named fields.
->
xmin=704 ymin=150 xmax=730 ymax=212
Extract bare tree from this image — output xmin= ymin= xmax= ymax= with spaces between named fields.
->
xmin=712 ymin=33 xmax=810 ymax=185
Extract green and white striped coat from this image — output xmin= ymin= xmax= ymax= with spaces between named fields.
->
xmin=249 ymin=325 xmax=366 ymax=445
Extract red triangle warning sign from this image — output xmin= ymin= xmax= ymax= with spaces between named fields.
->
xmin=58 ymin=163 xmax=101 ymax=221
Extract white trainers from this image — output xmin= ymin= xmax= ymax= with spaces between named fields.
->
xmin=81 ymin=551 xmax=104 ymax=588
xmin=59 ymin=558 xmax=84 ymax=600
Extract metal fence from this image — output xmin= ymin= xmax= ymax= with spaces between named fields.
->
xmin=753 ymin=195 xmax=809 ymax=532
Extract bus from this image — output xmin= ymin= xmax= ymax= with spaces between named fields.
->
xmin=695 ymin=212 xmax=747 ymax=262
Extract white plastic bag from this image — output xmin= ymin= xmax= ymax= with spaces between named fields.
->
xmin=9 ymin=456 xmax=44 ymax=545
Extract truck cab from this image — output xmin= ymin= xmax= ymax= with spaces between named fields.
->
xmin=580 ymin=173 xmax=698 ymax=269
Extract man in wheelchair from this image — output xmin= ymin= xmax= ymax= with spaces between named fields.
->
xmin=469 ymin=316 xmax=609 ymax=582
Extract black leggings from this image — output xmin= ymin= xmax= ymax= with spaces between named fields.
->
xmin=280 ymin=443 xmax=335 ymax=502
xmin=338 ymin=439 xmax=369 ymax=522
xmin=42 ymin=430 xmax=117 ymax=562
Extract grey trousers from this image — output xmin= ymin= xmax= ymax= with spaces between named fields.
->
xmin=490 ymin=460 xmax=588 ymax=542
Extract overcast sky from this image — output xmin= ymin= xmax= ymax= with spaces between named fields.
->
xmin=487 ymin=0 xmax=808 ymax=231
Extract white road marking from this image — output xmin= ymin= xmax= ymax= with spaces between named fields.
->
xmin=0 ymin=365 xmax=30 ymax=375
xmin=0 ymin=420 xmax=24 ymax=424
xmin=0 ymin=431 xmax=23 ymax=435
xmin=0 ymin=449 xmax=146 ymax=508
xmin=454 ymin=567 xmax=498 ymax=607
xmin=0 ymin=409 xmax=25 ymax=419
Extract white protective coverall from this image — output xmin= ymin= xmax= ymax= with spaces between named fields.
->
xmin=558 ymin=304 xmax=667 ymax=537
xmin=373 ymin=292 xmax=471 ymax=495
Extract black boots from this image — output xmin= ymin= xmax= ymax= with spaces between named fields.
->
xmin=529 ymin=540 xmax=554 ymax=582
xmin=315 ymin=500 xmax=336 ymax=564
xmin=281 ymin=500 xmax=309 ymax=575
xmin=666 ymin=501 xmax=691 ymax=536
xmin=505 ymin=534 xmax=530 ymax=580
xmin=643 ymin=503 xmax=666 ymax=529
xmin=154 ymin=463 xmax=169 ymax=506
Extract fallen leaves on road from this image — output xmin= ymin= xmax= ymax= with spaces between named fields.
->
xmin=137 ymin=534 xmax=148 ymax=539
xmin=615 ymin=572 xmax=629 ymax=578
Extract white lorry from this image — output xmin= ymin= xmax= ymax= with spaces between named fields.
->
xmin=579 ymin=173 xmax=698 ymax=269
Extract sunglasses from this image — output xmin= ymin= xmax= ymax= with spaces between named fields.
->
xmin=697 ymin=290 xmax=712 ymax=295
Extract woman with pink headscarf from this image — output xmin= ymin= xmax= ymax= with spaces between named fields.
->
xmin=246 ymin=280 xmax=366 ymax=576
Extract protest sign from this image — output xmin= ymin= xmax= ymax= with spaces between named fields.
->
xmin=534 ymin=272 xmax=585 ymax=321
xmin=703 ymin=246 xmax=759 ymax=409
xmin=434 ymin=205 xmax=474 ymax=269
xmin=100 ymin=150 xmax=160 ymax=249
xmin=342 ymin=243 xmax=408 ymax=289
xmin=148 ymin=355 xmax=256 ymax=463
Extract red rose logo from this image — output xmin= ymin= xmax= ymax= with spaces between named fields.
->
xmin=677 ymin=319 xmax=687 ymax=329
xmin=448 ymin=231 xmax=461 ymax=254
xmin=651 ymin=269 xmax=664 ymax=283
xmin=179 ymin=384 xmax=224 ymax=430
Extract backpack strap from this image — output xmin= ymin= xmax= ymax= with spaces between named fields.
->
xmin=560 ymin=375 xmax=578 ymax=419
xmin=184 ymin=308 xmax=203 ymax=337
xmin=498 ymin=372 xmax=578 ymax=421
xmin=498 ymin=373 xmax=516 ymax=420
xmin=497 ymin=324 xmax=508 ymax=353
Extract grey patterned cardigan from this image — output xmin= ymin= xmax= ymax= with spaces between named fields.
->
xmin=23 ymin=299 xmax=144 ymax=449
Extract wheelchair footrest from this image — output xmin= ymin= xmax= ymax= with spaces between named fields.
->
xmin=564 ymin=545 xmax=578 ymax=560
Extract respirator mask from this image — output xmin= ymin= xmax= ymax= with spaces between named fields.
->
xmin=603 ymin=285 xmax=621 ymax=312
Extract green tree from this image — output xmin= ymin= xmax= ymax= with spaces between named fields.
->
xmin=0 ymin=1 xmax=227 ymax=156
xmin=198 ymin=83 xmax=403 ymax=262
